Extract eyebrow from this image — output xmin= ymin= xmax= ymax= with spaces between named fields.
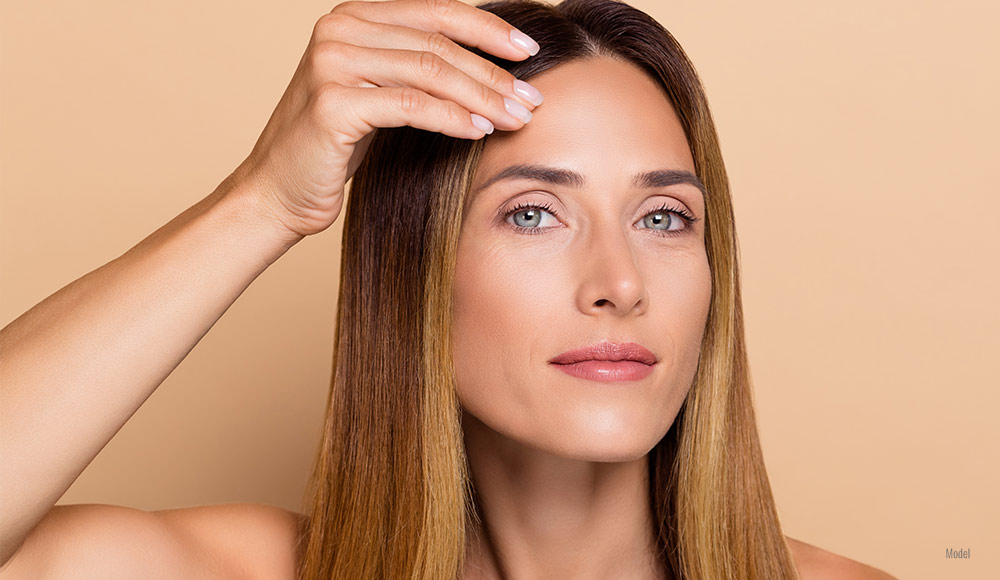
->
xmin=473 ymin=164 xmax=709 ymax=201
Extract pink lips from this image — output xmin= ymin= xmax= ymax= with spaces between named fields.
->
xmin=549 ymin=341 xmax=657 ymax=382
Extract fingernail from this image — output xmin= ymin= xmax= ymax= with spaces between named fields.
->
xmin=503 ymin=97 xmax=532 ymax=123
xmin=470 ymin=113 xmax=494 ymax=135
xmin=509 ymin=29 xmax=539 ymax=56
xmin=513 ymin=79 xmax=544 ymax=107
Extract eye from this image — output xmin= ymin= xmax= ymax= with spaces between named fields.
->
xmin=503 ymin=201 xmax=560 ymax=235
xmin=501 ymin=200 xmax=700 ymax=236
xmin=637 ymin=203 xmax=699 ymax=237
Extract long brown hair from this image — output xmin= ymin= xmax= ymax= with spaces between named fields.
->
xmin=295 ymin=0 xmax=800 ymax=578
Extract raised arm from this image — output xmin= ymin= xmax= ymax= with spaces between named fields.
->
xmin=0 ymin=0 xmax=542 ymax=570
xmin=0 ymin=178 xmax=302 ymax=565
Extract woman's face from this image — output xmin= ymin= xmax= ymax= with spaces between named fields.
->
xmin=452 ymin=57 xmax=712 ymax=462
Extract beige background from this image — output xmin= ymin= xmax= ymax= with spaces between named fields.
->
xmin=2 ymin=0 xmax=997 ymax=578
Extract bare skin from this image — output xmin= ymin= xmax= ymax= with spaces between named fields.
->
xmin=2 ymin=502 xmax=896 ymax=580
xmin=0 ymin=1 xmax=897 ymax=579
xmin=453 ymin=57 xmax=710 ymax=580
xmin=451 ymin=56 xmax=899 ymax=580
xmin=1 ymin=0 xmax=538 ymax=575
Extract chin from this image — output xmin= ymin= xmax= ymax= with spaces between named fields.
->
xmin=462 ymin=404 xmax=675 ymax=464
xmin=531 ymin=413 xmax=669 ymax=463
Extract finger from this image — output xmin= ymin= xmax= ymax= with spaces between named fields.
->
xmin=321 ymin=84 xmax=496 ymax=140
xmin=311 ymin=16 xmax=544 ymax=113
xmin=311 ymin=41 xmax=532 ymax=131
xmin=331 ymin=0 xmax=540 ymax=61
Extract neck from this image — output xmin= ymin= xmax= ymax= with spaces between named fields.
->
xmin=460 ymin=412 xmax=669 ymax=580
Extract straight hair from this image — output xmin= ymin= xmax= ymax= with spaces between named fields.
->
xmin=295 ymin=0 xmax=800 ymax=578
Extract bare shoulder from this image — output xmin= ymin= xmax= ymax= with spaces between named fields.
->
xmin=785 ymin=536 xmax=899 ymax=580
xmin=0 ymin=503 xmax=307 ymax=580
xmin=155 ymin=502 xmax=308 ymax=580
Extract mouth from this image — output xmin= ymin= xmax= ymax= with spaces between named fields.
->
xmin=550 ymin=359 xmax=655 ymax=382
xmin=548 ymin=341 xmax=658 ymax=365
xmin=548 ymin=341 xmax=657 ymax=382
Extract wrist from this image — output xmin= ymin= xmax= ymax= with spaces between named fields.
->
xmin=214 ymin=174 xmax=307 ymax=256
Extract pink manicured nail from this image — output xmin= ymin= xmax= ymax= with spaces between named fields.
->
xmin=503 ymin=97 xmax=532 ymax=123
xmin=470 ymin=113 xmax=494 ymax=135
xmin=509 ymin=29 xmax=540 ymax=56
xmin=513 ymin=79 xmax=544 ymax=106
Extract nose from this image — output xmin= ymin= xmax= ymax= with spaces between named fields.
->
xmin=575 ymin=223 xmax=648 ymax=316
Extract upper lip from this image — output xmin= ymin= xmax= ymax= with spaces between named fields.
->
xmin=549 ymin=341 xmax=658 ymax=365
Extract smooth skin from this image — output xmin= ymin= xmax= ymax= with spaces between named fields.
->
xmin=454 ymin=56 xmax=712 ymax=580
xmin=453 ymin=56 xmax=897 ymax=580
xmin=0 ymin=0 xmax=895 ymax=578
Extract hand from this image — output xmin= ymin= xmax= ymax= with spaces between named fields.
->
xmin=228 ymin=0 xmax=544 ymax=238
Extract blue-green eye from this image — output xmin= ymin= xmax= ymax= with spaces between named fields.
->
xmin=503 ymin=202 xmax=560 ymax=234
xmin=638 ymin=203 xmax=699 ymax=235
xmin=502 ymin=201 xmax=699 ymax=237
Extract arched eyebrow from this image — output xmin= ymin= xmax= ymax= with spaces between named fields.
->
xmin=472 ymin=164 xmax=708 ymax=201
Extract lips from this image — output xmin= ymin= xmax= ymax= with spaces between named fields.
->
xmin=548 ymin=341 xmax=658 ymax=366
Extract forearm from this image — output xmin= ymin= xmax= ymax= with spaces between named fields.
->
xmin=0 ymin=178 xmax=304 ymax=563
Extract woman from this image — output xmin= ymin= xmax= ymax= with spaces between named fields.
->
xmin=0 ymin=0 xmax=896 ymax=578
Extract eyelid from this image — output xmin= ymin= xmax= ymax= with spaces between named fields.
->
xmin=495 ymin=192 xmax=561 ymax=222
xmin=501 ymin=200 xmax=561 ymax=230
xmin=499 ymin=196 xmax=697 ymax=225
xmin=638 ymin=202 xmax=699 ymax=226
xmin=500 ymin=204 xmax=699 ymax=243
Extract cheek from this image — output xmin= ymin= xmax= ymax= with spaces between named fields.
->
xmin=453 ymin=232 xmax=566 ymax=331
xmin=672 ymin=253 xmax=712 ymax=330
xmin=450 ymin=240 xmax=562 ymax=412
xmin=639 ymin=247 xmax=712 ymax=384
xmin=665 ymin=253 xmax=713 ymax=375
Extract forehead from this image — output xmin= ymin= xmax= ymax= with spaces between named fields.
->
xmin=471 ymin=57 xmax=696 ymax=194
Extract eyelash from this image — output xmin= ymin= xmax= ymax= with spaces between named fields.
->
xmin=501 ymin=201 xmax=700 ymax=237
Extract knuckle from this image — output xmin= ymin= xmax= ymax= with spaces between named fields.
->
xmin=422 ymin=0 xmax=454 ymax=20
xmin=398 ymin=87 xmax=423 ymax=114
xmin=444 ymin=102 xmax=464 ymax=126
xmin=476 ymin=82 xmax=495 ymax=109
xmin=484 ymin=65 xmax=508 ymax=91
xmin=308 ymin=40 xmax=350 ymax=70
xmin=313 ymin=12 xmax=356 ymax=40
xmin=424 ymin=31 xmax=452 ymax=57
xmin=314 ymin=83 xmax=343 ymax=114
xmin=312 ymin=12 xmax=335 ymax=39
xmin=329 ymin=1 xmax=360 ymax=17
xmin=415 ymin=51 xmax=445 ymax=79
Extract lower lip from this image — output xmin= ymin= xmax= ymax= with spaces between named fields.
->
xmin=551 ymin=360 xmax=655 ymax=382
